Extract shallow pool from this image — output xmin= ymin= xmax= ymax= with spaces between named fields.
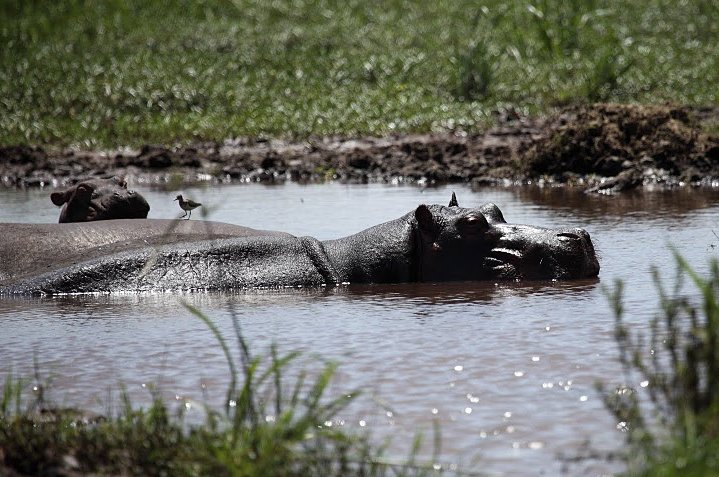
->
xmin=2 ymin=183 xmax=718 ymax=475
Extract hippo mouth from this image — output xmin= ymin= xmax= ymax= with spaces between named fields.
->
xmin=481 ymin=229 xmax=600 ymax=280
xmin=484 ymin=247 xmax=524 ymax=278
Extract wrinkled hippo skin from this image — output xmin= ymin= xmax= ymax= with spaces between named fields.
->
xmin=0 ymin=201 xmax=599 ymax=295
xmin=0 ymin=219 xmax=290 ymax=286
xmin=51 ymin=177 xmax=150 ymax=223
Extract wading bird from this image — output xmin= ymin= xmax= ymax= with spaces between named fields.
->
xmin=174 ymin=194 xmax=202 ymax=220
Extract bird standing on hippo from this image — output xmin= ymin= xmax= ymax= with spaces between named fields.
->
xmin=175 ymin=194 xmax=202 ymax=219
xmin=50 ymin=176 xmax=150 ymax=223
xmin=0 ymin=195 xmax=599 ymax=295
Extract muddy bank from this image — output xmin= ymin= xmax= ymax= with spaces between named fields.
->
xmin=2 ymin=104 xmax=718 ymax=192
xmin=525 ymin=104 xmax=719 ymax=192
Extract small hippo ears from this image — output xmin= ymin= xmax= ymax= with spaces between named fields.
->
xmin=51 ymin=184 xmax=93 ymax=206
xmin=50 ymin=190 xmax=70 ymax=206
xmin=449 ymin=192 xmax=459 ymax=207
xmin=415 ymin=204 xmax=435 ymax=232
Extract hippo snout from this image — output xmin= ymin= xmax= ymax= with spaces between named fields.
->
xmin=554 ymin=227 xmax=600 ymax=278
xmin=486 ymin=223 xmax=600 ymax=280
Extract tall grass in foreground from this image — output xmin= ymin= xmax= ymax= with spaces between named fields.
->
xmin=600 ymin=253 xmax=719 ymax=476
xmin=0 ymin=305 xmax=449 ymax=477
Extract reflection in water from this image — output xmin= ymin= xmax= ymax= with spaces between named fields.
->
xmin=0 ymin=279 xmax=601 ymax=316
xmin=1 ymin=183 xmax=718 ymax=476
xmin=340 ymin=279 xmax=601 ymax=305
xmin=515 ymin=186 xmax=719 ymax=220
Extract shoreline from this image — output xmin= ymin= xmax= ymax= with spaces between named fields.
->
xmin=3 ymin=103 xmax=718 ymax=193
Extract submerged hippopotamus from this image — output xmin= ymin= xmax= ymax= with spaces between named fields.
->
xmin=0 ymin=197 xmax=599 ymax=295
xmin=51 ymin=177 xmax=150 ymax=223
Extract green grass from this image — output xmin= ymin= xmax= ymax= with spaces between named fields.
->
xmin=0 ymin=304 xmax=448 ymax=476
xmin=1 ymin=0 xmax=718 ymax=148
xmin=600 ymin=254 xmax=719 ymax=476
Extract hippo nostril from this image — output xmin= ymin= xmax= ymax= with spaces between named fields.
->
xmin=557 ymin=232 xmax=581 ymax=241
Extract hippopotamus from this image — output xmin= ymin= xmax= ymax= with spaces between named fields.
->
xmin=0 ymin=197 xmax=599 ymax=295
xmin=50 ymin=177 xmax=150 ymax=223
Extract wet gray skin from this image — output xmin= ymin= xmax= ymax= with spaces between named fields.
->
xmin=0 ymin=198 xmax=599 ymax=295
xmin=51 ymin=176 xmax=150 ymax=223
xmin=396 ymin=202 xmax=599 ymax=282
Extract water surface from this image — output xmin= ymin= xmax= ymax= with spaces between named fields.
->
xmin=2 ymin=183 xmax=719 ymax=476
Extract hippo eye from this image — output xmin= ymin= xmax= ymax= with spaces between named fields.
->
xmin=113 ymin=191 xmax=121 ymax=197
xmin=91 ymin=191 xmax=100 ymax=199
xmin=128 ymin=190 xmax=135 ymax=195
xmin=457 ymin=214 xmax=488 ymax=236
xmin=77 ymin=184 xmax=93 ymax=196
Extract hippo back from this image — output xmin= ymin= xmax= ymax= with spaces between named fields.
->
xmin=3 ymin=235 xmax=334 ymax=295
xmin=0 ymin=219 xmax=290 ymax=284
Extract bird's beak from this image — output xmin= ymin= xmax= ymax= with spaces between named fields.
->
xmin=173 ymin=198 xmax=178 ymax=201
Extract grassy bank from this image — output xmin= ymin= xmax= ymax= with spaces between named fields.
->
xmin=1 ymin=0 xmax=718 ymax=148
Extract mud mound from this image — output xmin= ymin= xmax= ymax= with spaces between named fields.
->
xmin=524 ymin=104 xmax=719 ymax=190
xmin=2 ymin=103 xmax=718 ymax=190
xmin=0 ymin=127 xmax=537 ymax=188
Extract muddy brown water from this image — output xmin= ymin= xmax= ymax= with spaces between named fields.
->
xmin=2 ymin=183 xmax=719 ymax=476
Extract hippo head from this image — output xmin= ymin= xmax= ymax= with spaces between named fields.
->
xmin=413 ymin=196 xmax=599 ymax=281
xmin=50 ymin=177 xmax=150 ymax=223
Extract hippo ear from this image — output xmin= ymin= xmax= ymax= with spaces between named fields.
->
xmin=448 ymin=191 xmax=459 ymax=207
xmin=51 ymin=190 xmax=69 ymax=206
xmin=415 ymin=204 xmax=435 ymax=232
